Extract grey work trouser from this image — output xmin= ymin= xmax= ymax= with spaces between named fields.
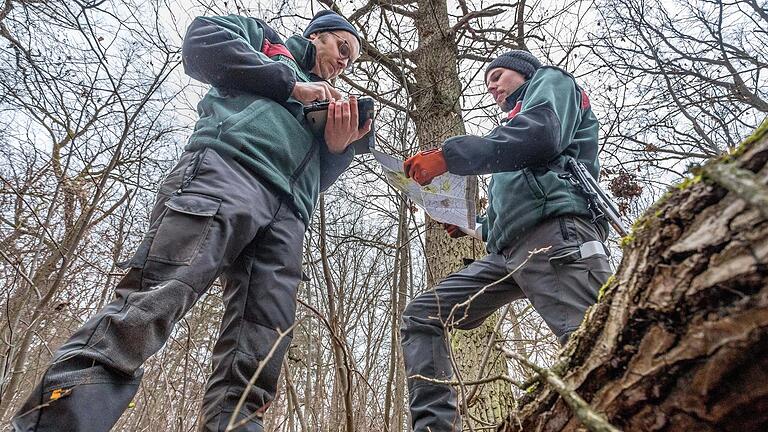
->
xmin=12 ymin=148 xmax=304 ymax=432
xmin=400 ymin=216 xmax=612 ymax=432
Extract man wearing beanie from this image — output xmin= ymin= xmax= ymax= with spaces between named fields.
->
xmin=400 ymin=50 xmax=613 ymax=431
xmin=12 ymin=10 xmax=369 ymax=432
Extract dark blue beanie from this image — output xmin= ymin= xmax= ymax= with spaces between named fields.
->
xmin=303 ymin=10 xmax=360 ymax=44
xmin=485 ymin=50 xmax=542 ymax=80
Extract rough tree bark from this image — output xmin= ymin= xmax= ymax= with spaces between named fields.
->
xmin=501 ymin=120 xmax=768 ymax=431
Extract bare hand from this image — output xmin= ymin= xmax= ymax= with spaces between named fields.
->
xmin=291 ymin=81 xmax=342 ymax=104
xmin=324 ymin=96 xmax=373 ymax=154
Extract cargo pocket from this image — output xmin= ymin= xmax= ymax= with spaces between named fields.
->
xmin=549 ymin=244 xmax=611 ymax=294
xmin=548 ymin=245 xmax=580 ymax=266
xmin=548 ymin=245 xmax=589 ymax=335
xmin=147 ymin=193 xmax=221 ymax=265
xmin=578 ymin=253 xmax=612 ymax=293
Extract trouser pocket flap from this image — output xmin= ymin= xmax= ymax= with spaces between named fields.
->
xmin=165 ymin=193 xmax=221 ymax=216
xmin=148 ymin=193 xmax=222 ymax=265
xmin=549 ymin=246 xmax=580 ymax=265
xmin=549 ymin=241 xmax=607 ymax=266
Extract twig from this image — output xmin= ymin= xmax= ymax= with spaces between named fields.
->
xmin=225 ymin=321 xmax=300 ymax=431
xmin=409 ymin=373 xmax=526 ymax=389
xmin=502 ymin=348 xmax=621 ymax=432
xmin=465 ymin=303 xmax=512 ymax=405
xmin=434 ymin=247 xmax=550 ymax=430
xmin=445 ymin=246 xmax=551 ymax=329
xmin=282 ymin=359 xmax=308 ymax=432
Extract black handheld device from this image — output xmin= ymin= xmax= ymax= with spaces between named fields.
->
xmin=303 ymin=96 xmax=375 ymax=136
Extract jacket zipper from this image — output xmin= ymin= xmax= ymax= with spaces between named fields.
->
xmin=289 ymin=142 xmax=318 ymax=190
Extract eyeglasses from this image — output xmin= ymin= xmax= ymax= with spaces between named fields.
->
xmin=328 ymin=31 xmax=358 ymax=73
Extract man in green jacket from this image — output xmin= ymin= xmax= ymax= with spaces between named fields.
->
xmin=400 ymin=50 xmax=613 ymax=431
xmin=12 ymin=10 xmax=369 ymax=432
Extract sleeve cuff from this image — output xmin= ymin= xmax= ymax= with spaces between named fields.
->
xmin=282 ymin=72 xmax=298 ymax=102
xmin=441 ymin=135 xmax=473 ymax=174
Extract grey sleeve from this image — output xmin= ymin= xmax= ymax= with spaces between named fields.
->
xmin=319 ymin=140 xmax=355 ymax=192
xmin=441 ymin=103 xmax=561 ymax=175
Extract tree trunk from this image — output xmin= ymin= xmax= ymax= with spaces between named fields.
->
xmin=385 ymin=198 xmax=410 ymax=432
xmin=318 ymin=196 xmax=355 ymax=432
xmin=502 ymin=121 xmax=768 ymax=431
xmin=410 ymin=0 xmax=515 ymax=428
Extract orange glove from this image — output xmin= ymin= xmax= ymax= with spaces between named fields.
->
xmin=403 ymin=148 xmax=448 ymax=186
xmin=443 ymin=223 xmax=466 ymax=238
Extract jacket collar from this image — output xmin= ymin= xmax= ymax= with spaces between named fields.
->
xmin=286 ymin=35 xmax=316 ymax=77
xmin=501 ymin=80 xmax=530 ymax=112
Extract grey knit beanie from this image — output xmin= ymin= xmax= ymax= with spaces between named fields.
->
xmin=485 ymin=50 xmax=542 ymax=80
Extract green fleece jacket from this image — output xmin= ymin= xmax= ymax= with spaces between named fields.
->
xmin=181 ymin=15 xmax=355 ymax=226
xmin=442 ymin=66 xmax=604 ymax=253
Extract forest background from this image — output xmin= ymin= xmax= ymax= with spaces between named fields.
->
xmin=0 ymin=0 xmax=765 ymax=430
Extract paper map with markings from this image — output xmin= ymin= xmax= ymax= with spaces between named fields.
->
xmin=371 ymin=149 xmax=476 ymax=230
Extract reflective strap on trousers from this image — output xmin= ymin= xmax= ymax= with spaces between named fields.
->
xmin=580 ymin=240 xmax=608 ymax=258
